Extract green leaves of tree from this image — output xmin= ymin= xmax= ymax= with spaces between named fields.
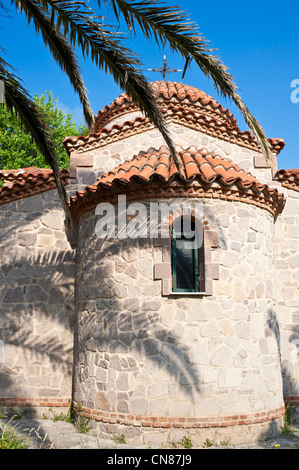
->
xmin=0 ymin=90 xmax=87 ymax=170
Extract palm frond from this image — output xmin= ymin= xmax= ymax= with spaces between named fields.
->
xmin=0 ymin=56 xmax=72 ymax=226
xmin=12 ymin=0 xmax=94 ymax=127
xmin=100 ymin=0 xmax=273 ymax=163
xmin=23 ymin=0 xmax=179 ymax=164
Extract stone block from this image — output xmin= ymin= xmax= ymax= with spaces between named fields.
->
xmin=123 ymin=298 xmax=140 ymax=312
xmin=224 ymin=368 xmax=242 ymax=388
xmin=143 ymin=338 xmax=160 ymax=356
xmin=193 ymin=400 xmax=221 ymax=416
xmin=234 ymin=321 xmax=250 ymax=340
xmin=150 ymin=397 xmax=168 ymax=415
xmin=141 ymin=300 xmax=161 ymax=312
xmin=211 ymin=345 xmax=233 ymax=366
xmin=202 ymin=367 xmax=218 ymax=384
xmin=154 ymin=263 xmax=171 ymax=280
xmin=69 ymin=153 xmax=94 ymax=177
xmin=41 ymin=212 xmax=64 ymax=231
xmin=17 ymin=233 xmax=37 ymax=247
xmin=204 ymin=230 xmax=219 ymax=247
xmin=205 ymin=263 xmax=220 ymax=280
xmin=254 ymin=155 xmax=271 ymax=168
xmin=130 ymin=398 xmax=148 ymax=416
xmin=153 ymin=237 xmax=171 ymax=247
xmin=162 ymin=279 xmax=172 ymax=296
xmin=220 ymin=252 xmax=238 ymax=268
xmin=168 ymin=401 xmax=191 ymax=416
xmin=25 ymin=285 xmax=47 ymax=302
xmin=200 ymin=322 xmax=219 ymax=337
xmin=148 ymin=381 xmax=168 ymax=398
xmin=18 ymin=194 xmax=44 ymax=212
xmin=190 ymin=343 xmax=210 ymax=365
xmin=37 ymin=233 xmax=55 ymax=247
xmin=3 ymin=287 xmax=24 ymax=303
xmin=116 ymin=373 xmax=129 ymax=391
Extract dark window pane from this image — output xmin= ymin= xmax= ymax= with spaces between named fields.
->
xmin=175 ymin=238 xmax=195 ymax=289
xmin=174 ymin=235 xmax=196 ymax=291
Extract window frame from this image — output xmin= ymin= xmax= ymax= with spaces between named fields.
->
xmin=171 ymin=218 xmax=201 ymax=294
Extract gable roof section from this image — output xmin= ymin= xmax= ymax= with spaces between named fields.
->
xmin=63 ymin=81 xmax=285 ymax=156
xmin=274 ymin=168 xmax=299 ymax=192
xmin=70 ymin=145 xmax=285 ymax=220
xmin=0 ymin=167 xmax=69 ymax=206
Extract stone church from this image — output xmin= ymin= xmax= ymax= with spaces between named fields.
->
xmin=0 ymin=80 xmax=298 ymax=446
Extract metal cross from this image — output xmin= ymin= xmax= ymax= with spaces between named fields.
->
xmin=147 ymin=55 xmax=182 ymax=81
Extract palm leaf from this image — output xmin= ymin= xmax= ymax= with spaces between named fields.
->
xmin=100 ymin=0 xmax=273 ymax=163
xmin=0 ymin=56 xmax=72 ymax=226
xmin=12 ymin=0 xmax=93 ymax=127
xmin=25 ymin=0 xmax=179 ymax=164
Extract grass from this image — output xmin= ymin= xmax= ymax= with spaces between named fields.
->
xmin=113 ymin=433 xmax=126 ymax=444
xmin=0 ymin=425 xmax=29 ymax=449
xmin=282 ymin=405 xmax=295 ymax=436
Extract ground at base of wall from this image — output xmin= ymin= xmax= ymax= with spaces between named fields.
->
xmin=0 ymin=412 xmax=298 ymax=450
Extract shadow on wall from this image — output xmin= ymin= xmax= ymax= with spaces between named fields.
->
xmin=0 ymin=249 xmax=75 ymax=398
xmin=266 ymin=308 xmax=299 ymax=434
xmin=74 ymin=234 xmax=204 ymax=416
xmin=268 ymin=308 xmax=299 ymax=399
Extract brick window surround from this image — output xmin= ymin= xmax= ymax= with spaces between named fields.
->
xmin=154 ymin=215 xmax=219 ymax=296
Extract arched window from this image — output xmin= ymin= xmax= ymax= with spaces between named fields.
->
xmin=172 ymin=217 xmax=205 ymax=293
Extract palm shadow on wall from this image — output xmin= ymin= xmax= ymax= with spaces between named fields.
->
xmin=0 ymin=236 xmax=205 ymax=444
xmin=0 ymin=249 xmax=75 ymax=410
xmin=74 ymin=231 xmax=205 ymax=417
xmin=254 ymin=308 xmax=299 ymax=443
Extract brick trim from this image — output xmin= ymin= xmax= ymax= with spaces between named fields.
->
xmin=0 ymin=397 xmax=70 ymax=408
xmin=73 ymin=402 xmax=285 ymax=429
xmin=285 ymin=396 xmax=299 ymax=406
xmin=71 ymin=179 xmax=285 ymax=222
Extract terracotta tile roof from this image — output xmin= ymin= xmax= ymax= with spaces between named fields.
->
xmin=63 ymin=111 xmax=285 ymax=157
xmin=70 ymin=146 xmax=285 ymax=220
xmin=0 ymin=167 xmax=69 ymax=206
xmin=274 ymin=168 xmax=299 ymax=192
xmin=92 ymin=81 xmax=238 ymax=133
xmin=63 ymin=81 xmax=285 ymax=156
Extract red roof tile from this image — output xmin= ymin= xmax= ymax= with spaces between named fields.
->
xmin=0 ymin=168 xmax=69 ymax=206
xmin=92 ymin=81 xmax=238 ymax=133
xmin=274 ymin=168 xmax=299 ymax=192
xmin=63 ymin=81 xmax=285 ymax=157
xmin=70 ymin=146 xmax=285 ymax=220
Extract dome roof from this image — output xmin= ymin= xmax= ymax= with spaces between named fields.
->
xmin=64 ymin=81 xmax=285 ymax=156
xmin=70 ymin=145 xmax=285 ymax=220
xmin=92 ymin=81 xmax=238 ymax=132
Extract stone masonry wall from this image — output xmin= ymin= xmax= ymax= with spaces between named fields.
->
xmin=73 ymin=196 xmax=284 ymax=446
xmin=0 ymin=189 xmax=75 ymax=408
xmin=272 ymin=183 xmax=299 ymax=409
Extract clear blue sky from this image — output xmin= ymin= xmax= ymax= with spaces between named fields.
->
xmin=0 ymin=0 xmax=298 ymax=170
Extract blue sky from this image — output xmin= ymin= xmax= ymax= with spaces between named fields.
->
xmin=0 ymin=0 xmax=298 ymax=170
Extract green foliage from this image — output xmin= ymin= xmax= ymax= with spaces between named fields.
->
xmin=0 ymin=426 xmax=29 ymax=449
xmin=0 ymin=91 xmax=87 ymax=170
xmin=113 ymin=433 xmax=126 ymax=444
xmin=203 ymin=438 xmax=214 ymax=448
xmin=282 ymin=404 xmax=294 ymax=436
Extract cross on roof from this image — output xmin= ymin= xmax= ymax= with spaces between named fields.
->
xmin=147 ymin=55 xmax=182 ymax=81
